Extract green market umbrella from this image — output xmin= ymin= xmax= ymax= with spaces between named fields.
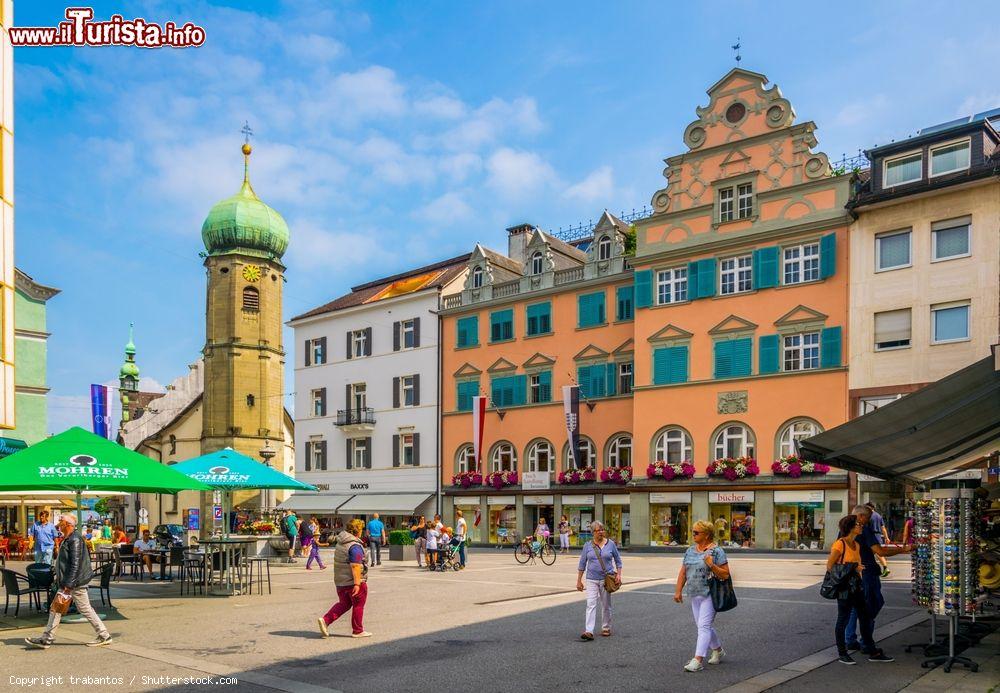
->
xmin=0 ymin=426 xmax=213 ymax=523
xmin=171 ymin=448 xmax=316 ymax=536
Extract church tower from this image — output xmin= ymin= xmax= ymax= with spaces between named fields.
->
xmin=118 ymin=322 xmax=139 ymax=437
xmin=199 ymin=140 xmax=288 ymax=506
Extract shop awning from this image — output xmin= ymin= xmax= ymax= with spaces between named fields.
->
xmin=337 ymin=493 xmax=432 ymax=516
xmin=0 ymin=437 xmax=27 ymax=458
xmin=277 ymin=494 xmax=353 ymax=513
xmin=799 ymin=351 xmax=1000 ymax=484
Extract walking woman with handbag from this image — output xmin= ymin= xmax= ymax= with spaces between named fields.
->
xmin=674 ymin=520 xmax=729 ymax=672
xmin=575 ymin=520 xmax=622 ymax=641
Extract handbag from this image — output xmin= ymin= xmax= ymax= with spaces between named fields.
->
xmin=705 ymin=548 xmax=737 ymax=612
xmin=592 ymin=541 xmax=620 ymax=593
xmin=50 ymin=590 xmax=71 ymax=615
xmin=820 ymin=539 xmax=859 ymax=600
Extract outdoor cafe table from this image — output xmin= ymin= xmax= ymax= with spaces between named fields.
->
xmin=199 ymin=537 xmax=254 ymax=596
xmin=140 ymin=548 xmax=172 ymax=581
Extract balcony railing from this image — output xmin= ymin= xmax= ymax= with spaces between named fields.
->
xmin=492 ymin=280 xmax=521 ymax=299
xmin=442 ymin=294 xmax=463 ymax=309
xmin=335 ymin=408 xmax=376 ymax=426
xmin=554 ymin=266 xmax=584 ymax=285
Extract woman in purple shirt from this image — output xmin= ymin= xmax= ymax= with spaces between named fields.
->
xmin=575 ymin=521 xmax=622 ymax=640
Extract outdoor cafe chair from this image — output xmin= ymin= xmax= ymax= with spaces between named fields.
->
xmin=243 ymin=554 xmax=271 ymax=595
xmin=1 ymin=567 xmax=47 ymax=617
xmin=180 ymin=550 xmax=206 ymax=596
xmin=87 ymin=562 xmax=115 ymax=608
xmin=114 ymin=544 xmax=143 ymax=581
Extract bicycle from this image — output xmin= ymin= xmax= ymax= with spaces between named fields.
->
xmin=514 ymin=537 xmax=556 ymax=566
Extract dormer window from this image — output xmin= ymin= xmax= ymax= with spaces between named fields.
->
xmin=530 ymin=251 xmax=544 ymax=275
xmin=884 ymin=152 xmax=922 ymax=187
xmin=471 ymin=265 xmax=484 ymax=289
xmin=929 ymin=140 xmax=970 ymax=178
xmin=597 ymin=235 xmax=612 ymax=261
xmin=717 ymin=183 xmax=753 ymax=223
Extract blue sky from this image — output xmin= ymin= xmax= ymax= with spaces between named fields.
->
xmin=14 ymin=1 xmax=998 ymax=432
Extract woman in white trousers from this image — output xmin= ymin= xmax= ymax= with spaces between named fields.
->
xmin=575 ymin=521 xmax=622 ymax=640
xmin=674 ymin=519 xmax=730 ymax=672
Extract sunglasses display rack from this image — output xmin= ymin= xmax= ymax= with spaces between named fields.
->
xmin=910 ymin=497 xmax=934 ymax=608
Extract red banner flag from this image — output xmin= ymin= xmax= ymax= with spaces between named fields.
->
xmin=472 ymin=395 xmax=486 ymax=470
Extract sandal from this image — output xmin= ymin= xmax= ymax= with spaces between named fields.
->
xmin=601 ymin=628 xmax=611 ymax=637
xmin=580 ymin=632 xmax=594 ymax=641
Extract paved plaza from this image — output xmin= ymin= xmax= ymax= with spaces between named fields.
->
xmin=0 ymin=550 xmax=994 ymax=693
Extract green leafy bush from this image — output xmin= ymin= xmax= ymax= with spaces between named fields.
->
xmin=388 ymin=529 xmax=414 ymax=545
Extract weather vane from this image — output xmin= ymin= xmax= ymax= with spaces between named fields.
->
xmin=241 ymin=120 xmax=254 ymax=145
xmin=732 ymin=38 xmax=742 ymax=64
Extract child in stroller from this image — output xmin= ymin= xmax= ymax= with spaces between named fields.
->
xmin=432 ymin=527 xmax=462 ymax=572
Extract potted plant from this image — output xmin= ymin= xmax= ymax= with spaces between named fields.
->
xmin=646 ymin=460 xmax=696 ymax=481
xmin=388 ymin=528 xmax=416 ymax=562
xmin=483 ymin=470 xmax=518 ymax=489
xmin=707 ymin=456 xmax=759 ymax=480
xmin=557 ymin=467 xmax=597 ymax=485
xmin=772 ymin=455 xmax=830 ymax=478
xmin=452 ymin=471 xmax=484 ymax=488
xmin=600 ymin=466 xmax=633 ymax=485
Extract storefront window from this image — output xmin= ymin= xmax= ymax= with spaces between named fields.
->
xmin=455 ymin=505 xmax=481 ymax=544
xmin=488 ymin=504 xmax=517 ymax=543
xmin=650 ymin=504 xmax=690 ymax=546
xmin=563 ymin=502 xmax=595 ymax=546
xmin=774 ymin=498 xmax=825 ymax=549
xmin=709 ymin=502 xmax=755 ymax=548
xmin=604 ymin=502 xmax=630 ymax=548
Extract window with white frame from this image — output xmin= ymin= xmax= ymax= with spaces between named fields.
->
xmin=597 ymin=235 xmax=612 ymax=261
xmin=931 ymin=302 xmax=970 ymax=344
xmin=456 ymin=445 xmax=476 ymax=473
xmin=350 ymin=438 xmax=367 ymax=469
xmin=402 ymin=319 xmax=417 ymax=348
xmin=737 ymin=183 xmax=753 ymax=219
xmin=311 ymin=439 xmax=325 ymax=471
xmin=607 ymin=435 xmax=632 ymax=468
xmin=655 ymin=427 xmax=692 ymax=464
xmin=876 ymin=229 xmax=911 ymax=271
xmin=351 ymin=330 xmax=368 ymax=358
xmin=714 ymin=424 xmax=755 ymax=459
xmin=718 ymin=187 xmax=734 ymax=222
xmin=656 ymin=267 xmax=688 ymax=304
xmin=783 ymin=242 xmax=820 ymax=284
xmin=565 ymin=437 xmax=596 ymax=469
xmin=528 ymin=373 xmax=545 ymax=404
xmin=351 ymin=383 xmax=367 ymax=411
xmin=884 ymin=152 xmax=922 ymax=187
xmin=311 ymin=339 xmax=326 ymax=365
xmin=618 ymin=362 xmax=634 ymax=394
xmin=527 ymin=440 xmax=554 ymax=473
xmin=472 ymin=265 xmax=484 ymax=288
xmin=311 ymin=389 xmax=325 ymax=417
xmin=874 ymin=309 xmax=911 ymax=350
xmin=401 ymin=375 xmax=416 ymax=407
xmin=858 ymin=394 xmax=903 ymax=416
xmin=932 ymin=217 xmax=971 ymax=261
xmin=929 ymin=140 xmax=970 ymax=177
xmin=720 ymin=255 xmax=752 ymax=295
xmin=491 ymin=442 xmax=516 ymax=472
xmin=778 ymin=420 xmax=822 ymax=458
xmin=530 ymin=251 xmax=544 ymax=275
xmin=783 ymin=332 xmax=820 ymax=371
xmin=400 ymin=433 xmax=416 ymax=466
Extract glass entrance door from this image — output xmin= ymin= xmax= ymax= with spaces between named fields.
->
xmin=604 ymin=505 xmax=630 ymax=548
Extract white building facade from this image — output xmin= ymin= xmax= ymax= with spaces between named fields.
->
xmin=287 ymin=257 xmax=467 ymax=530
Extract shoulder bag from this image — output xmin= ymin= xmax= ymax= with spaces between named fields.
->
xmin=50 ymin=590 xmax=71 ymax=614
xmin=592 ymin=541 xmax=621 ymax=593
xmin=820 ymin=539 xmax=858 ymax=600
xmin=706 ymin=547 xmax=737 ymax=612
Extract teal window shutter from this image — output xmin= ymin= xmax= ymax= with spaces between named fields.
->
xmin=576 ymin=365 xmax=591 ymax=398
xmin=753 ymin=247 xmax=780 ymax=289
xmin=489 ymin=312 xmax=502 ymax=342
xmin=731 ymin=337 xmax=752 ymax=377
xmin=457 ymin=316 xmax=478 ymax=347
xmin=820 ymin=233 xmax=836 ymax=279
xmin=759 ymin=334 xmax=780 ymax=374
xmin=590 ymin=365 xmax=607 ymax=398
xmin=634 ymin=270 xmax=653 ymax=308
xmin=512 ymin=374 xmax=528 ymax=406
xmin=490 ymin=309 xmax=513 ymax=341
xmin=669 ymin=345 xmax=689 ymax=383
xmin=577 ymin=294 xmax=589 ymax=327
xmin=538 ymin=370 xmax=552 ymax=402
xmin=697 ymin=258 xmax=716 ymax=298
xmin=687 ymin=261 xmax=701 ymax=299
xmin=526 ymin=302 xmax=551 ymax=336
xmin=578 ymin=292 xmax=605 ymax=327
xmin=653 ymin=348 xmax=670 ymax=385
xmin=605 ymin=363 xmax=617 ymax=396
xmin=490 ymin=376 xmax=504 ymax=406
xmin=616 ymin=285 xmax=634 ymax=321
xmin=820 ymin=326 xmax=842 ymax=368
xmin=714 ymin=340 xmax=732 ymax=379
xmin=457 ymin=381 xmax=477 ymax=411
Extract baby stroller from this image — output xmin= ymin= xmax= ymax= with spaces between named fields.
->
xmin=434 ymin=537 xmax=462 ymax=572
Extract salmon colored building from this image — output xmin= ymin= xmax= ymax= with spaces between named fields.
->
xmin=440 ymin=68 xmax=853 ymax=550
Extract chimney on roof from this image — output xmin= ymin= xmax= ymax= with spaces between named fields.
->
xmin=506 ymin=223 xmax=534 ymax=265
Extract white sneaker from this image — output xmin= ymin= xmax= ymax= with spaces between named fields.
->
xmin=351 ymin=631 xmax=373 ymax=638
xmin=684 ymin=658 xmax=703 ymax=672
xmin=317 ymin=618 xmax=329 ymax=639
xmin=708 ymin=648 xmax=725 ymax=664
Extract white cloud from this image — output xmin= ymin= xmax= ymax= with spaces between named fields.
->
xmin=564 ymin=165 xmax=614 ymax=204
xmin=284 ymin=219 xmax=389 ymax=272
xmin=486 ymin=148 xmax=557 ymax=199
xmin=414 ymin=95 xmax=466 ymax=120
xmin=956 ymin=93 xmax=1000 ymax=117
xmin=834 ymin=95 xmax=888 ymax=127
xmin=437 ymin=152 xmax=482 ymax=182
xmin=414 ymin=192 xmax=473 ymax=224
xmin=284 ymin=34 xmax=345 ymax=64
xmin=324 ymin=66 xmax=407 ymax=120
xmin=47 ymin=395 xmax=92 ymax=434
xmin=444 ymin=97 xmax=543 ymax=150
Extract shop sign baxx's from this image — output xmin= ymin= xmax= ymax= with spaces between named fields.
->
xmin=38 ymin=454 xmax=128 ymax=478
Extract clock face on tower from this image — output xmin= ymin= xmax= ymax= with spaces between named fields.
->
xmin=242 ymin=264 xmax=262 ymax=282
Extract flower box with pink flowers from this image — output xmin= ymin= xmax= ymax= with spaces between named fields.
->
xmin=451 ymin=471 xmax=483 ymax=488
xmin=646 ymin=460 xmax=696 ymax=481
xmin=484 ymin=470 xmax=518 ymax=489
xmin=558 ymin=467 xmax=597 ymax=485
xmin=706 ymin=457 xmax=759 ymax=481
xmin=771 ymin=455 xmax=830 ymax=478
xmin=600 ymin=466 xmax=633 ymax=485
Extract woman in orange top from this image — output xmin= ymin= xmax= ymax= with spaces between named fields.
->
xmin=827 ymin=515 xmax=878 ymax=665
xmin=112 ymin=526 xmax=128 ymax=545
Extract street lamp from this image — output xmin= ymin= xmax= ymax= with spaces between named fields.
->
xmin=260 ymin=440 xmax=276 ymax=512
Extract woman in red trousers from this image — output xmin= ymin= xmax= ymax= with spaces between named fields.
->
xmin=317 ymin=519 xmax=371 ymax=638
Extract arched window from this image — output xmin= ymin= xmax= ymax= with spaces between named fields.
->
xmin=471 ymin=265 xmax=484 ymax=289
xmin=242 ymin=286 xmax=260 ymax=311
xmin=530 ymin=251 xmax=544 ymax=275
xmin=564 ymin=437 xmax=596 ymax=470
xmin=597 ymin=235 xmax=612 ymax=261
xmin=490 ymin=442 xmax=517 ymax=472
xmin=526 ymin=439 xmax=554 ymax=473
xmin=654 ymin=427 xmax=692 ymax=464
xmin=456 ymin=444 xmax=476 ymax=473
xmin=607 ymin=435 xmax=632 ymax=468
xmin=777 ymin=419 xmax=822 ymax=458
xmin=714 ymin=424 xmax=755 ymax=460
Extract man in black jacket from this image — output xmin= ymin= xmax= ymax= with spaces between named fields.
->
xmin=25 ymin=514 xmax=112 ymax=649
